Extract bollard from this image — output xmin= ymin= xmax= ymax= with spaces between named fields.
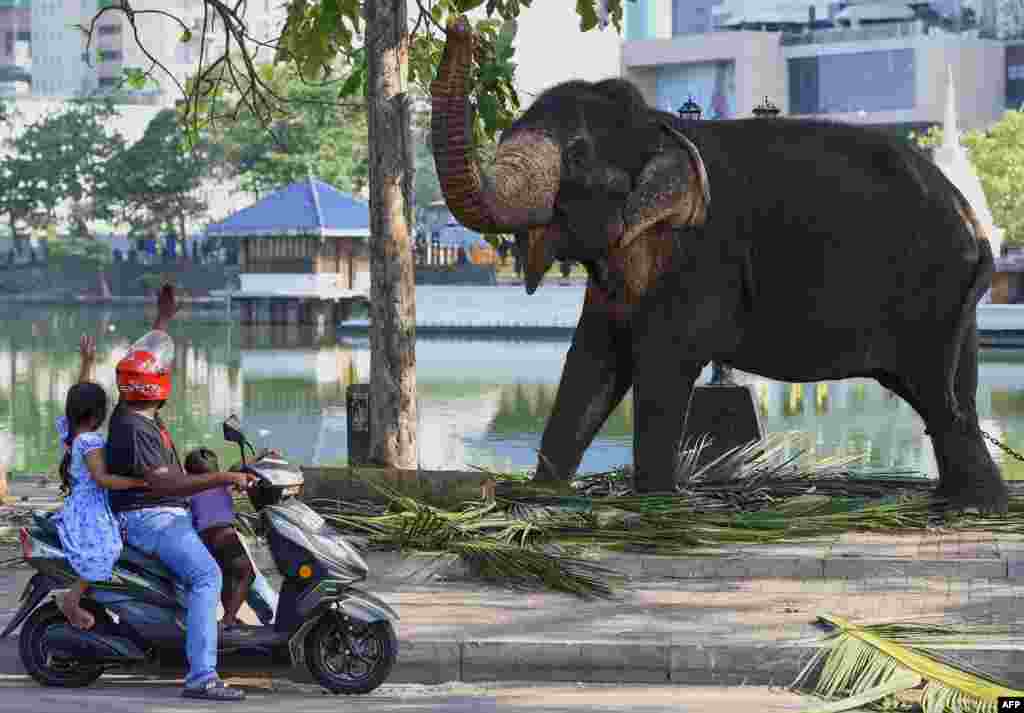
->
xmin=681 ymin=374 xmax=765 ymax=473
xmin=346 ymin=384 xmax=372 ymax=467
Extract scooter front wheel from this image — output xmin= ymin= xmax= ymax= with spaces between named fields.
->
xmin=305 ymin=615 xmax=397 ymax=695
xmin=19 ymin=602 xmax=105 ymax=688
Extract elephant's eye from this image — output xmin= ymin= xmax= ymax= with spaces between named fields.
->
xmin=565 ymin=138 xmax=588 ymax=168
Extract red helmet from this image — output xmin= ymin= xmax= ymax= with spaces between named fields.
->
xmin=116 ymin=330 xmax=174 ymax=402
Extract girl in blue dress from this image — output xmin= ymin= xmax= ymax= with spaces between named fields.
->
xmin=55 ymin=335 xmax=149 ymax=630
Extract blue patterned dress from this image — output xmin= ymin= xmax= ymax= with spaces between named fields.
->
xmin=54 ymin=418 xmax=123 ymax=582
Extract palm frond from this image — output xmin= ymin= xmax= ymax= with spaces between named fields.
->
xmin=793 ymin=615 xmax=1024 ymax=713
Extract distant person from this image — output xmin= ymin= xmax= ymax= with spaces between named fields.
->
xmin=560 ymin=260 xmax=572 ymax=279
xmin=0 ymin=426 xmax=10 ymax=501
xmin=457 ymin=246 xmax=468 ymax=265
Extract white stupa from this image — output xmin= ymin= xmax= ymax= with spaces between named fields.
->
xmin=932 ymin=65 xmax=1004 ymax=258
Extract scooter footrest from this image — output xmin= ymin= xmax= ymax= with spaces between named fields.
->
xmin=219 ymin=625 xmax=289 ymax=650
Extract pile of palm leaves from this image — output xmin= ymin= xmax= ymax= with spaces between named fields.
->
xmin=307 ymin=432 xmax=1024 ymax=598
xmin=792 ymin=614 xmax=1024 ymax=712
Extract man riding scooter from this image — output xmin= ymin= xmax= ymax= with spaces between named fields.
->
xmin=105 ymin=284 xmax=255 ymax=701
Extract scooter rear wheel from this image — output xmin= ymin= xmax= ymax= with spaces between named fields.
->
xmin=305 ymin=615 xmax=397 ymax=695
xmin=19 ymin=602 xmax=106 ymax=688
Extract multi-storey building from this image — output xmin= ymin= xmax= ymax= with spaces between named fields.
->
xmin=28 ymin=0 xmax=100 ymax=97
xmin=621 ymin=0 xmax=1009 ymax=134
xmin=0 ymin=0 xmax=30 ymax=96
xmin=2 ymin=0 xmax=284 ymax=102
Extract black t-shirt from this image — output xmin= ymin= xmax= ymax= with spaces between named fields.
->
xmin=106 ymin=404 xmax=189 ymax=512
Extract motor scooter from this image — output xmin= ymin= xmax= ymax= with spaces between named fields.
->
xmin=1 ymin=416 xmax=399 ymax=694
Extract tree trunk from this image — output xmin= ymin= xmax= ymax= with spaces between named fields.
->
xmin=364 ymin=0 xmax=418 ymax=469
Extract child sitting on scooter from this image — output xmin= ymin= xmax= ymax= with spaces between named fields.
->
xmin=55 ymin=335 xmax=150 ymax=630
xmin=184 ymin=447 xmax=254 ymax=630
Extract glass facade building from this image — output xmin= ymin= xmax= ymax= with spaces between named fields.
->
xmin=1007 ymin=45 xmax=1024 ymax=110
xmin=655 ymin=61 xmax=736 ymax=118
xmin=625 ymin=0 xmax=656 ymax=41
xmin=788 ymin=49 xmax=915 ymax=114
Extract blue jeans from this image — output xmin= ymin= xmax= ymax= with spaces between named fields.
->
xmin=119 ymin=507 xmax=221 ymax=688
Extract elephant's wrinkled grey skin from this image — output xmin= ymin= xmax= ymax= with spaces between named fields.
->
xmin=429 ymin=18 xmax=1008 ymax=513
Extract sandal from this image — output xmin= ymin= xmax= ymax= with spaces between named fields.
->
xmin=181 ymin=678 xmax=246 ymax=701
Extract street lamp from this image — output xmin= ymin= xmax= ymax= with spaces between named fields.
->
xmin=752 ymin=96 xmax=780 ymax=118
xmin=676 ymin=97 xmax=730 ymax=385
xmin=677 ymin=96 xmax=702 ymax=121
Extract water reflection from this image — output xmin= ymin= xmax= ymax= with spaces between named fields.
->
xmin=1 ymin=303 xmax=1023 ymax=481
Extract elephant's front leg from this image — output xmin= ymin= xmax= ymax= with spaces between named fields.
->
xmin=632 ymin=351 xmax=707 ymax=493
xmin=534 ymin=295 xmax=634 ymax=482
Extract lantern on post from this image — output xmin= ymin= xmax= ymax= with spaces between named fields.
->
xmin=678 ymin=94 xmax=767 ymax=474
xmin=753 ymin=96 xmax=780 ymax=118
xmin=677 ymin=96 xmax=702 ymax=121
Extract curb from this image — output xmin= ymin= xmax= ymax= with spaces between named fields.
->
xmin=3 ymin=542 xmax=1019 ymax=583
xmin=2 ymin=636 xmax=1022 ymax=688
xmin=361 ymin=551 xmax=1024 ymax=584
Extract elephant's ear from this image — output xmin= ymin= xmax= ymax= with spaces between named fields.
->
xmin=618 ymin=121 xmax=710 ymax=249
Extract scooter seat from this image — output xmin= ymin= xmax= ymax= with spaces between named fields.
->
xmin=31 ymin=510 xmax=174 ymax=582
xmin=119 ymin=546 xmax=175 ymax=582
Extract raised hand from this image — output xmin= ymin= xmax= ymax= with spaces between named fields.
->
xmin=78 ymin=334 xmax=97 ymax=383
xmin=79 ymin=335 xmax=96 ymax=364
xmin=154 ymin=283 xmax=180 ymax=331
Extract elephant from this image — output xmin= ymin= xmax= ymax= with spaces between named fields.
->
xmin=429 ymin=17 xmax=1009 ymax=513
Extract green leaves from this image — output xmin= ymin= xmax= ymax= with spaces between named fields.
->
xmin=122 ymin=67 xmax=151 ymax=91
xmin=911 ymin=111 xmax=1024 ymax=247
xmin=468 ymin=18 xmax=520 ymax=138
xmin=101 ymin=108 xmax=209 ymax=239
xmin=339 ymin=47 xmax=367 ymax=99
xmin=204 ymin=64 xmax=369 ymax=196
xmin=0 ymin=100 xmax=126 ymax=243
xmin=278 ymin=0 xmax=362 ymax=82
xmin=575 ymin=0 xmax=599 ymax=31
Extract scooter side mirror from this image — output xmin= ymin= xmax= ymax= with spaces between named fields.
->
xmin=223 ymin=416 xmax=245 ymax=446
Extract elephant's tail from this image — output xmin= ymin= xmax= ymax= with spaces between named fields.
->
xmin=945 ymin=217 xmax=994 ymax=408
xmin=949 ymin=181 xmax=990 ymax=245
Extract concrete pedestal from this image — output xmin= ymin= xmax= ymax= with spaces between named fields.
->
xmin=681 ymin=383 xmax=765 ymax=472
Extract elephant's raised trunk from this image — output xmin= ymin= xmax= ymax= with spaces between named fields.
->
xmin=430 ymin=17 xmax=561 ymax=234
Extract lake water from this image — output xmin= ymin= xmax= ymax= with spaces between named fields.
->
xmin=2 ymin=285 xmax=1024 ymax=481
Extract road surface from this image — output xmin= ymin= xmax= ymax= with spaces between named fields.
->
xmin=0 ymin=678 xmax=853 ymax=712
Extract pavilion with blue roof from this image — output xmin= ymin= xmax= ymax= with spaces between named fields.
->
xmin=207 ymin=176 xmax=371 ymax=325
xmin=206 ymin=176 xmax=371 ymax=239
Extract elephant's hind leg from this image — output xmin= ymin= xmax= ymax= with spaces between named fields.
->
xmin=932 ymin=238 xmax=1007 ymax=513
xmin=934 ymin=320 xmax=1008 ymax=513
xmin=876 ymin=331 xmax=1007 ymax=514
xmin=534 ymin=305 xmax=634 ymax=483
